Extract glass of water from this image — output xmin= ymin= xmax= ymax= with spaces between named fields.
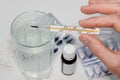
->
xmin=11 ymin=11 xmax=55 ymax=80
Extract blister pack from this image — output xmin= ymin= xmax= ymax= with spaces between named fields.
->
xmin=77 ymin=38 xmax=119 ymax=80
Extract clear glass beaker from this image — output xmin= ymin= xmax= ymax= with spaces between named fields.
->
xmin=10 ymin=11 xmax=55 ymax=80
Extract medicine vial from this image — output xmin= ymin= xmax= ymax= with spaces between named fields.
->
xmin=61 ymin=44 xmax=77 ymax=75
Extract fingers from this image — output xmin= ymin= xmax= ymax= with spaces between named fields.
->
xmin=80 ymin=15 xmax=113 ymax=28
xmin=89 ymin=0 xmax=120 ymax=4
xmin=79 ymin=0 xmax=120 ymax=76
xmin=79 ymin=14 xmax=120 ymax=32
xmin=79 ymin=34 xmax=117 ymax=67
xmin=81 ymin=3 xmax=120 ymax=14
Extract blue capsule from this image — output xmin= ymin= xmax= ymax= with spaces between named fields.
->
xmin=63 ymin=35 xmax=70 ymax=40
xmin=56 ymin=40 xmax=63 ymax=46
xmin=54 ymin=48 xmax=58 ymax=53
xmin=66 ymin=38 xmax=74 ymax=44
xmin=55 ymin=36 xmax=59 ymax=42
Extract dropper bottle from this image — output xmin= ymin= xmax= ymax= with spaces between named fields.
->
xmin=61 ymin=44 xmax=77 ymax=75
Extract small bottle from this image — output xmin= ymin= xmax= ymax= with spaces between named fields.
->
xmin=61 ymin=44 xmax=77 ymax=75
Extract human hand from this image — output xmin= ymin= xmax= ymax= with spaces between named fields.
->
xmin=79 ymin=0 xmax=120 ymax=76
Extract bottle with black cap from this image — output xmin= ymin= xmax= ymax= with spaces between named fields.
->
xmin=61 ymin=44 xmax=77 ymax=75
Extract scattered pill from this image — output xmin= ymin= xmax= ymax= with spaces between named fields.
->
xmin=66 ymin=38 xmax=74 ymax=44
xmin=54 ymin=48 xmax=58 ymax=53
xmin=55 ymin=37 xmax=59 ymax=42
xmin=56 ymin=40 xmax=63 ymax=46
xmin=63 ymin=35 xmax=70 ymax=40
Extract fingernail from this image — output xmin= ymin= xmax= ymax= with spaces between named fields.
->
xmin=79 ymin=20 xmax=87 ymax=26
xmin=82 ymin=38 xmax=89 ymax=45
xmin=79 ymin=20 xmax=86 ymax=23
xmin=81 ymin=5 xmax=90 ymax=10
xmin=82 ymin=5 xmax=89 ymax=8
xmin=89 ymin=0 xmax=97 ymax=3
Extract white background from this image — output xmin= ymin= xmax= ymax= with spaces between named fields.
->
xmin=0 ymin=0 xmax=120 ymax=80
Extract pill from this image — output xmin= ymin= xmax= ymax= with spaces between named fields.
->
xmin=94 ymin=64 xmax=101 ymax=75
xmin=86 ymin=67 xmax=94 ymax=78
xmin=55 ymin=37 xmax=59 ymax=42
xmin=56 ymin=40 xmax=63 ymax=46
xmin=77 ymin=49 xmax=86 ymax=60
xmin=66 ymin=38 xmax=74 ymax=44
xmin=54 ymin=48 xmax=58 ymax=53
xmin=85 ymin=47 xmax=93 ymax=58
xmin=101 ymin=63 xmax=109 ymax=73
xmin=107 ymin=39 xmax=114 ymax=50
xmin=63 ymin=35 xmax=70 ymax=40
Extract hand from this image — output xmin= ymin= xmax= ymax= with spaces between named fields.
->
xmin=79 ymin=0 xmax=120 ymax=76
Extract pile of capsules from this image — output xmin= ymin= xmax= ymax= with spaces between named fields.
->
xmin=53 ymin=32 xmax=119 ymax=80
xmin=53 ymin=33 xmax=76 ymax=54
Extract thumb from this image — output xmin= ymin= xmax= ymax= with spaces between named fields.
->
xmin=79 ymin=34 xmax=116 ymax=66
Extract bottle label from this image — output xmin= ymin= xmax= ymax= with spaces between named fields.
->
xmin=62 ymin=61 xmax=76 ymax=75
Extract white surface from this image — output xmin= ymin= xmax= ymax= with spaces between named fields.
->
xmin=0 ymin=0 xmax=120 ymax=80
xmin=0 ymin=41 xmax=120 ymax=80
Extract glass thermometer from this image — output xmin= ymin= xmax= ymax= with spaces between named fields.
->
xmin=31 ymin=25 xmax=113 ymax=35
xmin=48 ymin=25 xmax=113 ymax=35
